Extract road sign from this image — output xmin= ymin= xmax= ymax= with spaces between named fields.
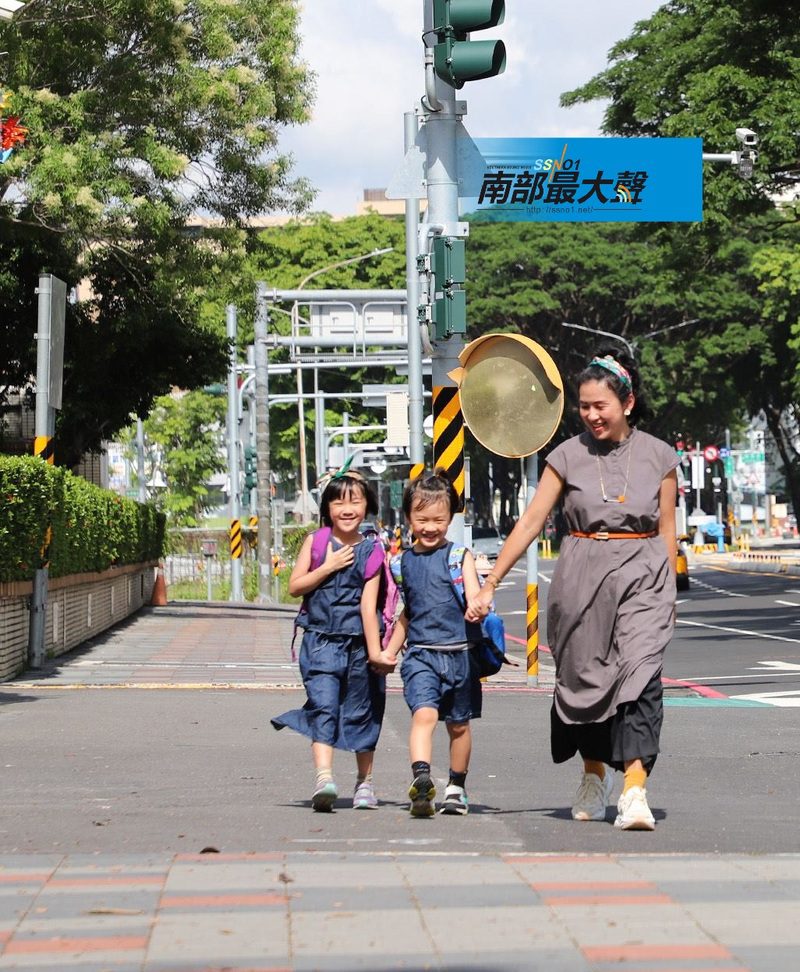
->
xmin=703 ymin=445 xmax=719 ymax=461
xmin=465 ymin=137 xmax=703 ymax=222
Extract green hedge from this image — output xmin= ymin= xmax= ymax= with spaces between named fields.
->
xmin=0 ymin=455 xmax=165 ymax=582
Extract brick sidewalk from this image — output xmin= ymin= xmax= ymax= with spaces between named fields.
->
xmin=0 ymin=850 xmax=794 ymax=970
xmin=12 ymin=602 xmax=554 ymax=693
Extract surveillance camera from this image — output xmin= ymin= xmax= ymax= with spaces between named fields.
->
xmin=735 ymin=127 xmax=758 ymax=147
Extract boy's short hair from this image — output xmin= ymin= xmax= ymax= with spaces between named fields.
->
xmin=402 ymin=468 xmax=461 ymax=518
xmin=319 ymin=472 xmax=379 ymax=526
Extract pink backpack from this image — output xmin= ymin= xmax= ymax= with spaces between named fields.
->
xmin=293 ymin=526 xmax=400 ymax=657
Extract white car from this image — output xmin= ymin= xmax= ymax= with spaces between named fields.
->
xmin=471 ymin=526 xmax=503 ymax=563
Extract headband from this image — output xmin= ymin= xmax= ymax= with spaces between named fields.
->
xmin=590 ymin=355 xmax=632 ymax=391
xmin=317 ymin=455 xmax=365 ymax=493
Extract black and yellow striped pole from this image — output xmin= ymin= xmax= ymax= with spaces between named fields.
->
xmin=526 ymin=574 xmax=539 ymax=683
xmin=409 ymin=462 xmax=425 ymax=482
xmin=432 ymin=385 xmax=465 ymax=506
xmin=34 ymin=435 xmax=55 ymax=465
xmin=229 ymin=518 xmax=243 ymax=561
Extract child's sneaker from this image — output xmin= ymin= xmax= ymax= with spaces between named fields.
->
xmin=614 ymin=786 xmax=655 ymax=830
xmin=408 ymin=775 xmax=436 ymax=817
xmin=572 ymin=770 xmax=615 ymax=821
xmin=353 ymin=779 xmax=379 ymax=809
xmin=311 ymin=779 xmax=338 ymax=812
xmin=439 ymin=783 xmax=469 ymax=815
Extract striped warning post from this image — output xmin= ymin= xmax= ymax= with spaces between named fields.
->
xmin=409 ymin=463 xmax=425 ymax=482
xmin=229 ymin=519 xmax=243 ymax=560
xmin=34 ymin=436 xmax=54 ymax=465
xmin=527 ymin=582 xmax=539 ymax=683
xmin=246 ymin=515 xmax=258 ymax=549
xmin=39 ymin=525 xmax=53 ymax=569
xmin=432 ymin=386 xmax=464 ymax=505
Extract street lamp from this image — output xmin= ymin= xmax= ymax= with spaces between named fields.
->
xmin=561 ymin=318 xmax=700 ymax=357
xmin=292 ymin=247 xmax=395 ymax=522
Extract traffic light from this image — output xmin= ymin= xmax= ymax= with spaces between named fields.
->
xmin=244 ymin=445 xmax=257 ymax=492
xmin=432 ymin=0 xmax=506 ymax=89
xmin=431 ymin=236 xmax=466 ymax=340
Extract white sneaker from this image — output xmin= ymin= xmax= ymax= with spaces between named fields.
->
xmin=614 ymin=786 xmax=656 ymax=830
xmin=571 ymin=770 xmax=615 ymax=821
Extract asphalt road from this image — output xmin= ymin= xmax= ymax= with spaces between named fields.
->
xmin=2 ymin=560 xmax=799 ymax=859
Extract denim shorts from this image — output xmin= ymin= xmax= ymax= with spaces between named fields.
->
xmin=400 ymin=645 xmax=482 ymax=723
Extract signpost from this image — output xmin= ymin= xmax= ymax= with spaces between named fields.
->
xmin=29 ymin=274 xmax=67 ymax=669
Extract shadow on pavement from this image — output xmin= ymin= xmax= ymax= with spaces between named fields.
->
xmin=0 ymin=690 xmax=45 ymax=707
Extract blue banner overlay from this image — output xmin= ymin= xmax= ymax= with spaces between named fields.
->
xmin=463 ymin=137 xmax=703 ymax=222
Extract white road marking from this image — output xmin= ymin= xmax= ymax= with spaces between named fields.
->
xmin=678 ymin=672 xmax=800 ymax=682
xmin=677 ymin=660 xmax=800 ymax=683
xmin=730 ymin=690 xmax=800 ymax=707
xmin=687 ymin=578 xmax=747 ymax=597
xmin=775 ymin=600 xmax=800 ymax=607
xmin=676 ymin=618 xmax=800 ymax=645
xmin=749 ymin=660 xmax=800 ymax=672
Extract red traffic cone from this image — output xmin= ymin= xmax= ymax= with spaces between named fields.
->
xmin=151 ymin=564 xmax=167 ymax=606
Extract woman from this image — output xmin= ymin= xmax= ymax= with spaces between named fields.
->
xmin=467 ymin=349 xmax=678 ymax=830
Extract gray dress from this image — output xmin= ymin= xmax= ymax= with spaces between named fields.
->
xmin=546 ymin=429 xmax=680 ymax=730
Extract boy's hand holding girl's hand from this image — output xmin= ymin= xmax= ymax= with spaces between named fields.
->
xmin=324 ymin=541 xmax=354 ymax=573
xmin=368 ymin=649 xmax=397 ymax=674
xmin=466 ymin=588 xmax=493 ymax=622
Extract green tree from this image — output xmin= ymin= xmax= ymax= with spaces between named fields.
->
xmin=561 ymin=0 xmax=800 ymax=223
xmin=143 ymin=390 xmax=227 ymax=527
xmin=559 ymin=0 xmax=800 ymax=517
xmin=0 ymin=0 xmax=313 ymax=466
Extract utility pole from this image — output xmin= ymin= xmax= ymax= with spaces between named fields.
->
xmin=419 ymin=0 xmax=506 ymax=540
xmin=136 ymin=418 xmax=147 ymax=503
xmin=29 ymin=273 xmax=66 ymax=669
xmin=226 ymin=305 xmax=243 ymax=601
xmin=404 ymin=110 xmax=425 ymax=481
xmin=254 ymin=284 xmax=274 ymax=602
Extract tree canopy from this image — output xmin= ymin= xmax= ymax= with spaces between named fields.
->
xmin=0 ymin=0 xmax=313 ymax=466
xmin=558 ymin=0 xmax=800 ymax=520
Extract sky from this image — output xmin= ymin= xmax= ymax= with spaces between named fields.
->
xmin=279 ymin=1 xmax=664 ymax=216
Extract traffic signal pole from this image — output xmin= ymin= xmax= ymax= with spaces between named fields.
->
xmin=226 ymin=304 xmax=243 ymax=601
xmin=254 ymin=284 xmax=274 ymax=603
xmin=404 ymin=110 xmax=425 ymax=482
xmin=423 ymin=0 xmax=468 ymax=542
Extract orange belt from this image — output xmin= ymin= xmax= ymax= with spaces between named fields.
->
xmin=570 ymin=530 xmax=657 ymax=541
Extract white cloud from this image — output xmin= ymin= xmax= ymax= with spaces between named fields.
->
xmin=281 ymin=1 xmax=662 ymax=214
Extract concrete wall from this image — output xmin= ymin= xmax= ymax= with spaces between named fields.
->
xmin=0 ymin=563 xmax=157 ymax=682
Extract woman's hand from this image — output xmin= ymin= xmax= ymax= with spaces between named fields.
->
xmin=466 ymin=588 xmax=493 ymax=622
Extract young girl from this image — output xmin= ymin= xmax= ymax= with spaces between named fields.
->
xmin=382 ymin=471 xmax=483 ymax=817
xmin=271 ymin=469 xmax=392 ymax=812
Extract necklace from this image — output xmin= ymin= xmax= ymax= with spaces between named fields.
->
xmin=594 ymin=437 xmax=633 ymax=503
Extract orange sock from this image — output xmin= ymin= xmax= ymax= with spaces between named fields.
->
xmin=583 ymin=759 xmax=605 ymax=780
xmin=623 ymin=765 xmax=647 ymax=792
